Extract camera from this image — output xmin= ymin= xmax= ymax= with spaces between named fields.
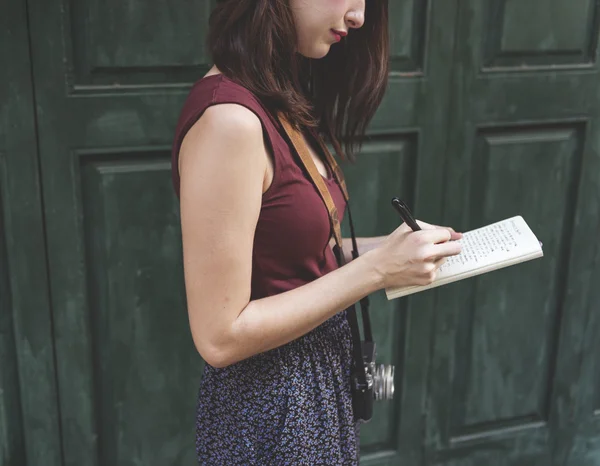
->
xmin=351 ymin=340 xmax=395 ymax=422
xmin=361 ymin=340 xmax=395 ymax=401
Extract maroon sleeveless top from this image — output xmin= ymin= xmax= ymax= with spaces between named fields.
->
xmin=171 ymin=74 xmax=347 ymax=300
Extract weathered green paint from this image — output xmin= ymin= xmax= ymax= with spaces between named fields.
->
xmin=2 ymin=0 xmax=599 ymax=465
xmin=0 ymin=178 xmax=25 ymax=466
xmin=1 ymin=0 xmax=63 ymax=465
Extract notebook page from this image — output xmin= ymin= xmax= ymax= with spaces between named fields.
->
xmin=435 ymin=215 xmax=541 ymax=280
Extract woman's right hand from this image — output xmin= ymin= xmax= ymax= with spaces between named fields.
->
xmin=365 ymin=223 xmax=463 ymax=289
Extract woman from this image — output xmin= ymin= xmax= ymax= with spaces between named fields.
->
xmin=171 ymin=0 xmax=462 ymax=464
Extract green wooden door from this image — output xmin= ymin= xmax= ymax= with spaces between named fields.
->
xmin=5 ymin=0 xmax=599 ymax=465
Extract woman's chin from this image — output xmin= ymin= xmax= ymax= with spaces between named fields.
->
xmin=299 ymin=43 xmax=332 ymax=59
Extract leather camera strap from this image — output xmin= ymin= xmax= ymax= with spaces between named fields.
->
xmin=309 ymin=128 xmax=373 ymax=342
xmin=279 ymin=115 xmax=371 ymax=389
xmin=280 ymin=118 xmax=344 ymax=247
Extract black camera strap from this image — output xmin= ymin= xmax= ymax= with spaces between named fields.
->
xmin=278 ymin=116 xmax=373 ymax=390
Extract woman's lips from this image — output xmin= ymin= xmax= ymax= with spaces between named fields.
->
xmin=331 ymin=29 xmax=347 ymax=42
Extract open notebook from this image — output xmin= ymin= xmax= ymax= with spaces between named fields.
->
xmin=385 ymin=216 xmax=544 ymax=300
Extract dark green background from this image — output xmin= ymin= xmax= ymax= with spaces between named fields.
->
xmin=1 ymin=0 xmax=599 ymax=465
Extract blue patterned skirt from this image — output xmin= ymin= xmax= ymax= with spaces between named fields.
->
xmin=195 ymin=312 xmax=360 ymax=465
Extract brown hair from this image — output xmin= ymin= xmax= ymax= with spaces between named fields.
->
xmin=207 ymin=0 xmax=389 ymax=160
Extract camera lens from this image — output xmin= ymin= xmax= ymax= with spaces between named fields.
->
xmin=373 ymin=364 xmax=395 ymax=401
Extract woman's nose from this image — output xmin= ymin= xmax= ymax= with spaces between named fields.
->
xmin=346 ymin=2 xmax=365 ymax=29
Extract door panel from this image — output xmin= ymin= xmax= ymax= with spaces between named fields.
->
xmin=425 ymin=1 xmax=600 ymax=465
xmin=482 ymin=0 xmax=599 ymax=69
xmin=69 ymin=0 xmax=214 ymax=87
xmin=80 ymin=155 xmax=198 ymax=466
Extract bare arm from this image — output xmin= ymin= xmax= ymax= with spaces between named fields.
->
xmin=178 ymin=104 xmax=461 ymax=368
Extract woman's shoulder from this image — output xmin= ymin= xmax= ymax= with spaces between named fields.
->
xmin=179 ymin=73 xmax=277 ymax=143
xmin=182 ymin=102 xmax=263 ymax=151
xmin=176 ymin=73 xmax=280 ymax=142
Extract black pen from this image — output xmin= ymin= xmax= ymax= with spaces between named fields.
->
xmin=391 ymin=197 xmax=421 ymax=231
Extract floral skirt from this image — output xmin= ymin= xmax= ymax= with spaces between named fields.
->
xmin=195 ymin=311 xmax=360 ymax=465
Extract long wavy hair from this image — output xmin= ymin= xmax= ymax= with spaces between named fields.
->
xmin=208 ymin=0 xmax=389 ymax=160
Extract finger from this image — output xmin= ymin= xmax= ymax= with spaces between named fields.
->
xmin=415 ymin=228 xmax=452 ymax=244
xmin=445 ymin=227 xmax=463 ymax=240
xmin=431 ymin=240 xmax=463 ymax=258
xmin=433 ymin=256 xmax=447 ymax=268
xmin=432 ymin=224 xmax=463 ymax=240
xmin=416 ymin=220 xmax=463 ymax=239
